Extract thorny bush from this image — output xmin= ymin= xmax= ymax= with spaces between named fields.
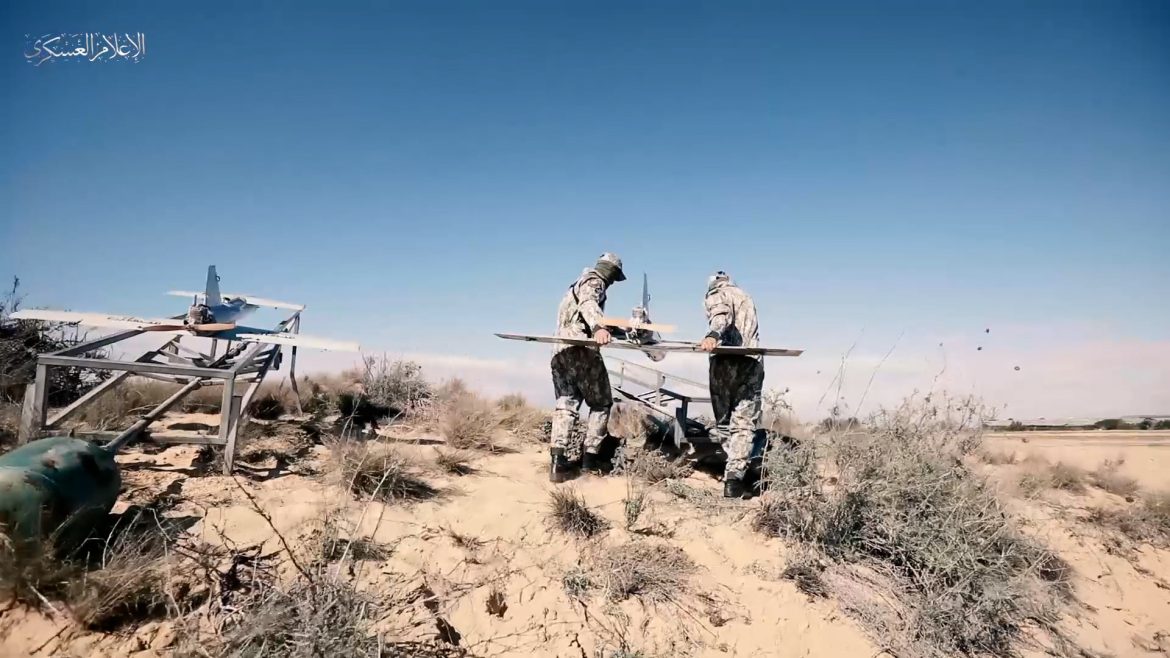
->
xmin=754 ymin=394 xmax=1075 ymax=658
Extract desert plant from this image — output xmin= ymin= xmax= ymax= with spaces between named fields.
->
xmin=1088 ymin=490 xmax=1170 ymax=546
xmin=548 ymin=488 xmax=609 ymax=538
xmin=439 ymin=392 xmax=503 ymax=451
xmin=611 ymin=444 xmax=693 ymax=484
xmin=495 ymin=394 xmax=549 ymax=444
xmin=249 ymin=387 xmax=292 ymax=420
xmin=0 ymin=276 xmax=111 ymax=406
xmin=331 ymin=441 xmax=439 ymax=502
xmin=1018 ymin=459 xmax=1088 ymax=495
xmin=433 ymin=448 xmax=476 ymax=476
xmin=360 ymin=355 xmax=432 ymax=413
xmin=975 ymin=448 xmax=1018 ymax=465
xmin=2 ymin=510 xmax=178 ymax=632
xmin=582 ymin=541 xmax=694 ymax=603
xmin=781 ymin=551 xmax=828 ymax=599
xmin=1089 ymin=460 xmax=1140 ymax=498
xmin=754 ymin=395 xmax=1074 ymax=657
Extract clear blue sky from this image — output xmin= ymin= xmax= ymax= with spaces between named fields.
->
xmin=2 ymin=1 xmax=1168 ymax=413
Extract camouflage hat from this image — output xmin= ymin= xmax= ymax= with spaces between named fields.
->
xmin=707 ymin=270 xmax=730 ymax=289
xmin=596 ymin=252 xmax=627 ymax=281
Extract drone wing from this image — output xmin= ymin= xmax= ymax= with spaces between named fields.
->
xmin=494 ymin=333 xmax=802 ymax=357
xmin=224 ymin=294 xmax=305 ymax=311
xmin=235 ymin=331 xmax=359 ymax=352
xmin=10 ymin=309 xmax=185 ymax=331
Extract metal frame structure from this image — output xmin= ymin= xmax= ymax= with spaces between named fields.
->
xmin=17 ymin=311 xmax=303 ymax=473
xmin=606 ymin=356 xmax=713 ymax=453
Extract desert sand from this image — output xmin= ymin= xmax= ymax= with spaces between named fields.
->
xmin=2 ymin=425 xmax=1169 ymax=657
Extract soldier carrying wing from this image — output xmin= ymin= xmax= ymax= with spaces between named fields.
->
xmin=548 ymin=252 xmax=627 ymax=482
xmin=699 ymin=271 xmax=764 ymax=498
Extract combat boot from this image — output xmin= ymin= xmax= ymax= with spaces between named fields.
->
xmin=723 ymin=477 xmax=746 ymax=499
xmin=549 ymin=448 xmax=577 ymax=483
xmin=581 ymin=451 xmax=604 ymax=475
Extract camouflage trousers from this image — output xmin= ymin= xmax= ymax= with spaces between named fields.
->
xmin=709 ymin=355 xmax=764 ymax=481
xmin=550 ymin=346 xmax=612 ymax=457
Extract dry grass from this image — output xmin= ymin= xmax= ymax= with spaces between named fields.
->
xmin=0 ymin=400 xmax=18 ymax=449
xmin=548 ymin=488 xmax=610 ymax=538
xmin=577 ymin=541 xmax=695 ymax=603
xmin=439 ymin=392 xmax=504 ymax=452
xmin=975 ymin=447 xmax=1018 ymax=465
xmin=612 ymin=445 xmax=693 ymax=484
xmin=1089 ymin=459 xmax=1140 ymax=498
xmin=173 ymin=497 xmax=468 ymax=658
xmin=495 ymin=393 xmax=549 ymax=444
xmin=1088 ymin=490 xmax=1170 ymax=547
xmin=1017 ymin=458 xmax=1089 ymax=495
xmin=1 ymin=511 xmax=178 ymax=632
xmin=781 ymin=551 xmax=828 ymax=599
xmin=67 ymin=522 xmax=174 ymax=631
xmin=330 ymin=440 xmax=440 ymax=503
xmin=754 ymin=395 xmax=1075 ymax=658
xmin=433 ymin=448 xmax=477 ymax=476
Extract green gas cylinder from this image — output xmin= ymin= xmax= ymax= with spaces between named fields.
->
xmin=0 ymin=436 xmax=121 ymax=548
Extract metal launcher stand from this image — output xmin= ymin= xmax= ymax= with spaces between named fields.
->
xmin=17 ymin=311 xmax=304 ymax=474
xmin=606 ymin=356 xmax=713 ymax=453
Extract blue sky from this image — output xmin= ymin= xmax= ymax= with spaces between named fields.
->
xmin=2 ymin=1 xmax=1168 ymax=417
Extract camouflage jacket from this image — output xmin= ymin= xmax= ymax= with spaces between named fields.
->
xmin=554 ymin=268 xmax=609 ymax=353
xmin=704 ymin=281 xmax=761 ymax=361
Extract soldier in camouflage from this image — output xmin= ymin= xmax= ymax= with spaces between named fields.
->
xmin=548 ymin=252 xmax=627 ymax=482
xmin=700 ymin=271 xmax=764 ymax=498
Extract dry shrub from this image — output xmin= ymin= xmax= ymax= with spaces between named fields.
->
xmin=623 ymin=482 xmax=649 ymax=530
xmin=331 ymin=441 xmax=439 ymax=502
xmin=612 ymin=444 xmax=693 ymax=484
xmin=582 ymin=541 xmax=694 ymax=603
xmin=249 ymin=383 xmax=297 ymax=420
xmin=0 ymin=400 xmax=19 ymax=449
xmin=175 ymin=502 xmax=467 ymax=658
xmin=1088 ymin=490 xmax=1170 ymax=547
xmin=763 ymin=388 xmax=801 ymax=438
xmin=754 ymin=395 xmax=1074 ymax=658
xmin=213 ymin=577 xmax=386 ymax=657
xmin=1018 ymin=459 xmax=1088 ymax=495
xmin=495 ymin=393 xmax=549 ymax=444
xmin=781 ymin=551 xmax=828 ymax=599
xmin=433 ymin=448 xmax=476 ymax=476
xmin=2 ymin=511 xmax=177 ymax=632
xmin=435 ymin=377 xmax=471 ymax=403
xmin=360 ymin=355 xmax=432 ymax=413
xmin=1089 ymin=459 xmax=1140 ymax=498
xmin=439 ymin=392 xmax=503 ymax=451
xmin=67 ymin=520 xmax=174 ymax=631
xmin=73 ymin=379 xmax=228 ymax=429
xmin=976 ymin=448 xmax=1018 ymax=465
xmin=548 ymin=488 xmax=609 ymax=538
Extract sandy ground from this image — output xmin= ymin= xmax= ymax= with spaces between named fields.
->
xmin=2 ymin=426 xmax=1169 ymax=657
xmin=987 ymin=430 xmax=1170 ymax=492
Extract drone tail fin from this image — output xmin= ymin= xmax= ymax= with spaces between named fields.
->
xmin=204 ymin=265 xmax=223 ymax=307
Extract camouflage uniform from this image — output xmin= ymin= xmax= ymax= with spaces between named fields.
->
xmin=550 ymin=260 xmax=621 ymax=457
xmin=704 ymin=274 xmax=764 ymax=481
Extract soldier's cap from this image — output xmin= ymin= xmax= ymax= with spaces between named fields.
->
xmin=708 ymin=270 xmax=730 ymax=287
xmin=596 ymin=252 xmax=627 ymax=281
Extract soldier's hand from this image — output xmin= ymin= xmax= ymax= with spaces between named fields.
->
xmin=700 ymin=336 xmax=718 ymax=352
xmin=594 ymin=328 xmax=613 ymax=346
